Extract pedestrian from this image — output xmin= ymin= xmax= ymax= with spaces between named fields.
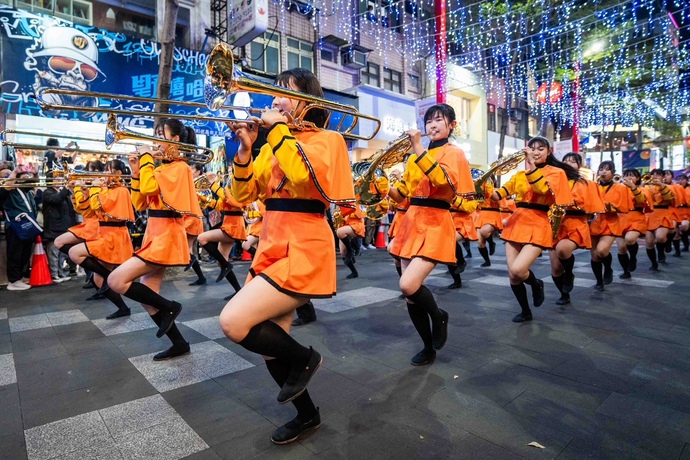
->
xmin=42 ymin=178 xmax=77 ymax=283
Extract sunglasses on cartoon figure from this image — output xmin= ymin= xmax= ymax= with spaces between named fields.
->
xmin=48 ymin=56 xmax=98 ymax=82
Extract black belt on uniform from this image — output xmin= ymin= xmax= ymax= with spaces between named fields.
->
xmin=633 ymin=208 xmax=645 ymax=213
xmin=410 ymin=198 xmax=450 ymax=210
xmin=481 ymin=208 xmax=501 ymax=212
xmin=148 ymin=209 xmax=182 ymax=218
xmin=564 ymin=210 xmax=587 ymax=216
xmin=395 ymin=208 xmax=407 ymax=213
xmin=222 ymin=211 xmax=243 ymax=217
xmin=516 ymin=202 xmax=550 ymax=212
xmin=99 ymin=221 xmax=127 ymax=227
xmin=655 ymin=205 xmax=670 ymax=209
xmin=265 ymin=198 xmax=326 ymax=214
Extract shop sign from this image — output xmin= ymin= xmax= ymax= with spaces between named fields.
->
xmin=382 ymin=116 xmax=414 ymax=136
xmin=228 ymin=0 xmax=268 ymax=47
xmin=536 ymin=81 xmax=563 ymax=104
xmin=0 ymin=6 xmax=229 ymax=136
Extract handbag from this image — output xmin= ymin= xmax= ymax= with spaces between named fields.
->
xmin=8 ymin=189 xmax=43 ymax=241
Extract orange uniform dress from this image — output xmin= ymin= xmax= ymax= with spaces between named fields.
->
xmin=556 ymin=179 xmax=606 ymax=249
xmin=131 ymin=154 xmax=202 ymax=266
xmin=85 ymin=184 xmax=135 ymax=265
xmin=645 ymin=184 xmax=675 ymax=230
xmin=619 ymin=186 xmax=653 ymax=235
xmin=246 ymin=201 xmax=266 ymax=237
xmin=183 ymin=215 xmax=203 ymax=237
xmin=68 ymin=186 xmax=100 ymax=241
xmin=343 ymin=206 xmax=366 ymax=238
xmin=500 ymin=198 xmax=517 ymax=223
xmin=208 ymin=180 xmax=247 ymax=241
xmin=387 ymin=197 xmax=410 ymax=240
xmin=231 ymin=123 xmax=355 ymax=298
xmin=496 ymin=166 xmax=573 ymax=249
xmin=668 ymin=183 xmax=688 ymax=223
xmin=474 ymin=182 xmax=505 ymax=231
xmin=450 ymin=196 xmax=478 ymax=241
xmin=389 ymin=140 xmax=474 ymax=264
xmin=590 ymin=182 xmax=634 ymax=237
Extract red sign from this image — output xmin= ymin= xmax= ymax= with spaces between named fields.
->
xmin=536 ymin=82 xmax=563 ymax=104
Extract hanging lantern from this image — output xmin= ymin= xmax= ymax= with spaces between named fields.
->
xmin=536 ymin=82 xmax=564 ymax=104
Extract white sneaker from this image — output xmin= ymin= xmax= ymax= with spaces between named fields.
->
xmin=52 ymin=277 xmax=65 ymax=284
xmin=60 ymin=276 xmax=72 ymax=282
xmin=21 ymin=277 xmax=30 ymax=284
xmin=360 ymin=246 xmax=368 ymax=251
xmin=7 ymin=281 xmax=31 ymax=291
xmin=367 ymin=244 xmax=376 ymax=249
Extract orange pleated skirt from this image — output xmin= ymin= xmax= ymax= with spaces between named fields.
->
xmin=590 ymin=213 xmax=623 ymax=237
xmin=135 ymin=216 xmax=189 ymax=266
xmin=184 ymin=215 xmax=203 ymax=237
xmin=451 ymin=210 xmax=478 ymax=241
xmin=387 ymin=210 xmax=406 ymax=239
xmin=248 ymin=219 xmax=263 ymax=238
xmin=646 ymin=208 xmax=675 ymax=231
xmin=86 ymin=223 xmax=134 ymax=265
xmin=555 ymin=216 xmax=591 ymax=249
xmin=347 ymin=220 xmax=365 ymax=238
xmin=619 ymin=210 xmax=647 ymax=234
xmin=501 ymin=208 xmax=552 ymax=249
xmin=69 ymin=217 xmax=100 ymax=241
xmin=389 ymin=205 xmax=456 ymax=265
xmin=475 ymin=208 xmax=504 ymax=231
xmin=221 ymin=214 xmax=247 ymax=241
xmin=677 ymin=206 xmax=690 ymax=221
xmin=248 ymin=210 xmax=336 ymax=298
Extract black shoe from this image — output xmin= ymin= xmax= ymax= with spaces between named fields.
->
xmin=96 ymin=283 xmax=110 ymax=295
xmin=156 ymin=302 xmax=182 ymax=339
xmin=346 ymin=272 xmax=359 ymax=279
xmin=629 ymin=258 xmax=637 ymax=272
xmin=562 ymin=273 xmax=575 ymax=294
xmin=603 ymin=270 xmax=613 ymax=285
xmin=105 ymin=308 xmax=131 ymax=320
xmin=512 ymin=312 xmax=533 ymax=323
xmin=488 ymin=240 xmax=496 ymax=256
xmin=189 ymin=277 xmax=207 ymax=286
xmin=82 ymin=280 xmax=95 ymax=289
xmin=277 ymin=348 xmax=322 ymax=404
xmin=673 ymin=252 xmax=681 ymax=257
xmin=431 ymin=309 xmax=449 ymax=350
xmin=619 ymin=272 xmax=631 ymax=279
xmin=447 ymin=281 xmax=462 ymax=289
xmin=223 ymin=292 xmax=237 ymax=301
xmin=649 ymin=264 xmax=659 ymax=271
xmin=556 ymin=296 xmax=570 ymax=305
xmin=410 ymin=347 xmax=436 ymax=366
xmin=594 ymin=283 xmax=605 ymax=291
xmin=398 ymin=293 xmax=405 ymax=299
xmin=69 ymin=270 xmax=78 ymax=277
xmin=480 ymin=261 xmax=491 ymax=267
xmin=216 ymin=264 xmax=233 ymax=283
xmin=454 ymin=261 xmax=467 ymax=274
xmin=532 ymin=279 xmax=545 ymax=307
xmin=153 ymin=342 xmax=190 ymax=361
xmin=465 ymin=252 xmax=472 ymax=259
xmin=683 ymin=247 xmax=689 ymax=252
xmin=85 ymin=293 xmax=106 ymax=301
xmin=292 ymin=316 xmax=316 ymax=327
xmin=271 ymin=410 xmax=322 ymax=445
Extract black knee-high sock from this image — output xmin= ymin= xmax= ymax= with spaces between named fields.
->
xmin=559 ymin=255 xmax=575 ymax=276
xmin=123 ymin=282 xmax=174 ymax=313
xmin=591 ymin=260 xmax=603 ymax=284
xmin=478 ymin=247 xmax=490 ymax=264
xmin=552 ymin=275 xmax=565 ymax=295
xmin=238 ymin=320 xmax=311 ymax=365
xmin=647 ymin=247 xmax=658 ymax=266
xmin=151 ymin=312 xmax=187 ymax=346
xmin=339 ymin=237 xmax=353 ymax=261
xmin=455 ymin=243 xmax=466 ymax=265
xmin=406 ymin=303 xmax=433 ymax=349
xmin=673 ymin=239 xmax=681 ymax=254
xmin=510 ymin=283 xmax=530 ymax=314
xmin=447 ymin=265 xmax=461 ymax=284
xmin=202 ymin=242 xmax=229 ymax=268
xmin=395 ymin=265 xmax=402 ymax=277
xmin=265 ymin=359 xmax=317 ymax=418
xmin=247 ymin=246 xmax=256 ymax=258
xmin=618 ymin=253 xmax=630 ymax=273
xmin=602 ymin=253 xmax=613 ymax=272
xmin=225 ymin=268 xmax=242 ymax=292
xmin=656 ymin=242 xmax=666 ymax=260
xmin=190 ymin=254 xmax=205 ymax=280
xmin=58 ymin=244 xmax=76 ymax=257
xmin=666 ymin=236 xmax=674 ymax=251
xmin=103 ymin=288 xmax=129 ymax=311
xmin=628 ymin=242 xmax=639 ymax=260
xmin=524 ymin=270 xmax=540 ymax=289
xmin=405 ymin=285 xmax=441 ymax=320
xmin=78 ymin=256 xmax=111 ymax=279
xmin=486 ymin=235 xmax=495 ymax=253
xmin=462 ymin=239 xmax=471 ymax=254
xmin=345 ymin=260 xmax=358 ymax=275
xmin=681 ymin=232 xmax=689 ymax=250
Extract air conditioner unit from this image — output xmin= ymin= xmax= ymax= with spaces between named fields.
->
xmin=341 ymin=49 xmax=368 ymax=69
xmin=510 ymin=108 xmax=524 ymax=121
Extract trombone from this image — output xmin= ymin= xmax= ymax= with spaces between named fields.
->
xmin=0 ymin=129 xmax=104 ymax=144
xmin=205 ymin=43 xmax=381 ymax=140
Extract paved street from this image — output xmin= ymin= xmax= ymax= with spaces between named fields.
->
xmin=1 ymin=243 xmax=690 ymax=459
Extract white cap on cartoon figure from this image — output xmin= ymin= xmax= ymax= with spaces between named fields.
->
xmin=34 ymin=27 xmax=102 ymax=76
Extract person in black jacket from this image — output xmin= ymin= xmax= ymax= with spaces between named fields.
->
xmin=43 ymin=183 xmax=77 ymax=282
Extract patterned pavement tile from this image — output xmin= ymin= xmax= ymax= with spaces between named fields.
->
xmin=0 ymin=308 xmax=7 ymax=320
xmin=9 ymin=314 xmax=52 ymax=333
xmin=0 ymin=352 xmax=17 ymax=386
xmin=92 ymin=313 xmax=156 ymax=337
xmin=181 ymin=316 xmax=225 ymax=340
xmin=314 ymin=287 xmax=401 ymax=313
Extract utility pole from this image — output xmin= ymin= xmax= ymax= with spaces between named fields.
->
xmin=434 ymin=0 xmax=447 ymax=104
xmin=155 ymin=0 xmax=180 ymax=116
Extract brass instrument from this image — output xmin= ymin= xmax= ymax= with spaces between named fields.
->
xmin=612 ymin=174 xmax=621 ymax=182
xmin=332 ymin=210 xmax=344 ymax=229
xmin=548 ymin=205 xmax=566 ymax=240
xmin=641 ymin=174 xmax=652 ymax=185
xmin=0 ymin=129 xmax=104 ymax=144
xmin=194 ymin=175 xmax=211 ymax=191
xmin=243 ymin=202 xmax=261 ymax=225
xmin=473 ymin=151 xmax=527 ymax=197
xmin=0 ymin=178 xmax=46 ymax=188
xmin=205 ymin=43 xmax=381 ymax=140
xmin=54 ymin=171 xmax=130 ymax=187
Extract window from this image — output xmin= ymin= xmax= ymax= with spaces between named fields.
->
xmin=249 ymin=32 xmax=280 ymax=75
xmin=487 ymin=103 xmax=496 ymax=132
xmin=383 ymin=68 xmax=402 ymax=93
xmin=408 ymin=74 xmax=421 ymax=92
xmin=287 ymin=37 xmax=314 ymax=72
xmin=320 ymin=47 xmax=336 ymax=63
xmin=361 ymin=62 xmax=380 ymax=86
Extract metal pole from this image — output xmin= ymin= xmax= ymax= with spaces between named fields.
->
xmin=434 ymin=0 xmax=447 ymax=104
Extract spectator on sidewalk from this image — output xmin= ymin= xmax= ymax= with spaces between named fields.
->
xmin=43 ymin=182 xmax=77 ymax=283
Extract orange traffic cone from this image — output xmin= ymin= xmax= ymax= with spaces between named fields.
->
xmin=241 ymin=249 xmax=253 ymax=261
xmin=29 ymin=236 xmax=52 ymax=287
xmin=375 ymin=224 xmax=387 ymax=249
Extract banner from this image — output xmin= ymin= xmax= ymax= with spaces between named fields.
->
xmin=622 ymin=149 xmax=652 ymax=173
xmin=0 ymin=6 xmax=230 ymax=136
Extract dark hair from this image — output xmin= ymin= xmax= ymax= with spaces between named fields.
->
xmin=677 ymin=174 xmax=688 ymax=181
xmin=192 ymin=164 xmax=206 ymax=174
xmin=562 ymin=152 xmax=583 ymax=168
xmin=663 ymin=169 xmax=674 ymax=176
xmin=423 ymin=104 xmax=456 ymax=127
xmin=598 ymin=160 xmax=615 ymax=174
xmin=154 ymin=118 xmax=168 ymax=136
xmin=87 ymin=160 xmax=105 ymax=172
xmin=106 ymin=159 xmax=127 ymax=174
xmin=274 ymin=68 xmax=327 ymax=129
xmin=650 ymin=168 xmax=664 ymax=176
xmin=623 ymin=168 xmax=641 ymax=185
xmin=46 ymin=138 xmax=59 ymax=147
xmin=162 ymin=119 xmax=197 ymax=145
xmin=527 ymin=138 xmax=579 ymax=181
xmin=528 ymin=136 xmax=552 ymax=149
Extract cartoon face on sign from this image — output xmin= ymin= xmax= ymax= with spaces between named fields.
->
xmin=27 ymin=27 xmax=105 ymax=118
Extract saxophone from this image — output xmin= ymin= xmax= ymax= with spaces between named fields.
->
xmin=547 ymin=204 xmax=566 ymax=240
xmin=332 ymin=210 xmax=344 ymax=230
xmin=243 ymin=201 xmax=261 ymax=225
xmin=472 ymin=151 xmax=527 ymax=198
xmin=353 ymin=134 xmax=413 ymax=206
